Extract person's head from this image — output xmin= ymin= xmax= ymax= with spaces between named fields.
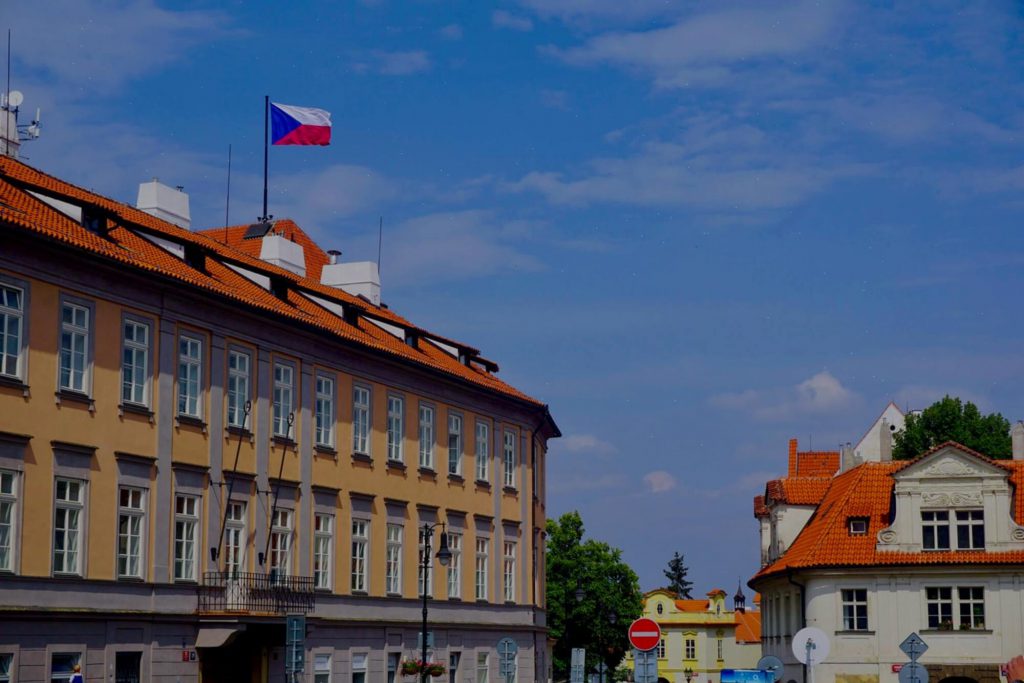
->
xmin=73 ymin=664 xmax=81 ymax=673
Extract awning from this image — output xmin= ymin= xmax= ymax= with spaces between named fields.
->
xmin=196 ymin=625 xmax=245 ymax=649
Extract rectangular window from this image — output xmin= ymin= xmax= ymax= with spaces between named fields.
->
xmin=353 ymin=385 xmax=371 ymax=455
xmin=314 ymin=655 xmax=331 ymax=683
xmin=922 ymin=510 xmax=951 ymax=550
xmin=717 ymin=637 xmax=723 ymax=660
xmin=419 ymin=527 xmax=433 ymax=597
xmin=388 ymin=653 xmax=401 ymax=683
xmin=352 ymin=653 xmax=367 ymax=683
xmin=448 ymin=414 xmax=463 ymax=476
xmin=958 ymin=586 xmax=985 ymax=628
xmin=926 ymin=586 xmax=953 ymax=629
xmin=0 ymin=470 xmax=17 ymax=572
xmin=476 ymin=422 xmax=490 ymax=482
xmin=224 ymin=501 xmax=246 ymax=576
xmin=51 ymin=653 xmax=82 ymax=683
xmin=419 ymin=404 xmax=435 ymax=469
xmin=270 ymin=509 xmax=292 ymax=576
xmin=503 ymin=541 xmax=516 ymax=602
xmin=684 ymin=638 xmax=695 ymax=659
xmin=386 ymin=523 xmax=403 ymax=595
xmin=60 ymin=302 xmax=89 ymax=393
xmin=117 ymin=487 xmax=145 ymax=579
xmin=848 ymin=518 xmax=868 ymax=535
xmin=956 ymin=510 xmax=985 ymax=549
xmin=120 ymin=319 xmax=150 ymax=406
xmin=841 ymin=588 xmax=868 ymax=631
xmin=447 ymin=532 xmax=462 ymax=599
xmin=476 ymin=653 xmax=488 ymax=683
xmin=503 ymin=430 xmax=516 ymax=489
xmin=315 ymin=374 xmax=336 ymax=447
xmin=177 ymin=335 xmax=202 ymax=417
xmin=657 ymin=639 xmax=665 ymax=659
xmin=54 ymin=478 xmax=84 ymax=575
xmin=227 ymin=350 xmax=251 ymax=429
xmin=475 ymin=537 xmax=489 ymax=600
xmin=174 ymin=494 xmax=198 ymax=580
xmin=351 ymin=519 xmax=368 ymax=592
xmin=314 ymin=513 xmax=333 ymax=590
xmin=449 ymin=653 xmax=461 ymax=683
xmin=387 ymin=395 xmax=404 ymax=462
xmin=115 ymin=652 xmax=141 ymax=683
xmin=0 ymin=284 xmax=22 ymax=379
xmin=0 ymin=652 xmax=12 ymax=683
xmin=273 ymin=362 xmax=295 ymax=438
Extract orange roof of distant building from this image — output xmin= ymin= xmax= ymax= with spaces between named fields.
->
xmin=734 ymin=610 xmax=761 ymax=644
xmin=0 ymin=155 xmax=552 ymax=417
xmin=674 ymin=599 xmax=709 ymax=612
xmin=198 ymin=220 xmax=331 ymax=282
xmin=754 ymin=495 xmax=769 ymax=518
xmin=753 ymin=442 xmax=1024 ymax=582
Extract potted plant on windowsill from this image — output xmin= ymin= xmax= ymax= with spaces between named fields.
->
xmin=938 ymin=620 xmax=954 ymax=631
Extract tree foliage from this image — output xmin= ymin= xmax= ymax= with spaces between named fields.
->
xmin=662 ymin=551 xmax=693 ymax=598
xmin=547 ymin=511 xmax=643 ymax=682
xmin=893 ymin=395 xmax=1012 ymax=460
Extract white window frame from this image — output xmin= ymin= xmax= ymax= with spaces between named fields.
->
xmin=314 ymin=513 xmax=333 ymax=590
xmin=0 ymin=470 xmax=18 ymax=572
xmin=59 ymin=301 xmax=90 ymax=394
xmin=448 ymin=413 xmax=463 ymax=476
xmin=117 ymin=486 xmax=146 ymax=579
xmin=226 ymin=349 xmax=251 ymax=429
xmin=351 ymin=518 xmax=369 ymax=592
xmin=684 ymin=637 xmax=695 ymax=660
xmin=502 ymin=540 xmax=516 ymax=603
xmin=53 ymin=477 xmax=85 ymax=575
xmin=177 ymin=334 xmax=203 ymax=418
xmin=352 ymin=653 xmax=368 ymax=683
xmin=503 ymin=430 xmax=516 ymax=489
xmin=476 ymin=421 xmax=490 ymax=482
xmin=387 ymin=395 xmax=404 ymax=463
xmin=352 ymin=385 xmax=371 ymax=455
xmin=447 ymin=531 xmax=462 ymax=599
xmin=270 ymin=508 xmax=293 ymax=575
xmin=955 ymin=509 xmax=985 ymax=549
xmin=315 ymin=373 xmax=336 ymax=448
xmin=50 ymin=652 xmax=83 ymax=683
xmin=841 ymin=588 xmax=868 ymax=631
xmin=419 ymin=404 xmax=435 ymax=469
xmin=926 ymin=586 xmax=953 ymax=629
xmin=314 ymin=654 xmax=332 ymax=683
xmin=0 ymin=281 xmax=25 ymax=381
xmin=657 ymin=639 xmax=666 ymax=659
xmin=475 ymin=536 xmax=489 ymax=601
xmin=273 ymin=361 xmax=295 ymax=438
xmin=476 ymin=653 xmax=488 ymax=683
xmin=173 ymin=494 xmax=199 ymax=581
xmin=224 ymin=501 xmax=246 ymax=576
xmin=120 ymin=317 xmax=151 ymax=407
xmin=958 ymin=586 xmax=985 ymax=628
xmin=386 ymin=523 xmax=403 ymax=595
xmin=0 ymin=651 xmax=12 ymax=683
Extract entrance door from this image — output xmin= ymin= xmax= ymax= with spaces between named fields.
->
xmin=115 ymin=652 xmax=142 ymax=683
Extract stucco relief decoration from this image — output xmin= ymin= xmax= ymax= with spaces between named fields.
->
xmin=877 ymin=529 xmax=897 ymax=544
xmin=1012 ymin=527 xmax=1024 ymax=542
xmin=921 ymin=491 xmax=983 ymax=507
xmin=921 ymin=459 xmax=981 ymax=477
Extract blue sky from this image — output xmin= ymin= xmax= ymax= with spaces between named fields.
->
xmin=7 ymin=0 xmax=1024 ymax=593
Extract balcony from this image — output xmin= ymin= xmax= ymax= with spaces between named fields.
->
xmin=198 ymin=571 xmax=316 ymax=615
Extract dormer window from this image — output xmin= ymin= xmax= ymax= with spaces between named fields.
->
xmin=922 ymin=510 xmax=985 ymax=551
xmin=848 ymin=518 xmax=868 ymax=536
xmin=656 ymin=603 xmax=663 ymax=615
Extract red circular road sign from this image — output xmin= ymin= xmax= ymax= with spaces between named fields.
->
xmin=628 ymin=618 xmax=661 ymax=651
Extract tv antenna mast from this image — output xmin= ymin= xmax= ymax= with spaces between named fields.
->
xmin=1 ymin=30 xmax=43 ymax=159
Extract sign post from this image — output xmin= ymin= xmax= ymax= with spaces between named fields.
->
xmin=633 ymin=649 xmax=658 ymax=683
xmin=571 ymin=648 xmax=586 ymax=683
xmin=897 ymin=633 xmax=929 ymax=683
xmin=285 ymin=614 xmax=306 ymax=680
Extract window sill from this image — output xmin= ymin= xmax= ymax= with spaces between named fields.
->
xmin=475 ymin=479 xmax=491 ymax=489
xmin=119 ymin=402 xmax=154 ymax=421
xmin=315 ymin=445 xmax=338 ymax=457
xmin=0 ymin=375 xmax=29 ymax=396
xmin=56 ymin=389 xmax=94 ymax=411
xmin=502 ymin=486 xmax=518 ymax=495
xmin=227 ymin=425 xmax=252 ymax=438
xmin=272 ymin=435 xmax=296 ymax=448
xmin=117 ymin=575 xmax=146 ymax=583
xmin=921 ymin=628 xmax=991 ymax=634
xmin=835 ymin=630 xmax=875 ymax=635
xmin=387 ymin=459 xmax=407 ymax=471
xmin=351 ymin=590 xmax=369 ymax=596
xmin=352 ymin=452 xmax=372 ymax=463
xmin=418 ymin=466 xmax=437 ymax=477
xmin=175 ymin=415 xmax=207 ymax=432
xmin=448 ymin=473 xmax=465 ymax=483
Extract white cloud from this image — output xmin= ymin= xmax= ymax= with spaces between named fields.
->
xmin=710 ymin=371 xmax=860 ymax=422
xmin=643 ymin=470 xmax=677 ymax=494
xmin=558 ymin=434 xmax=617 ymax=456
xmin=271 ymin=165 xmax=398 ymax=228
xmin=492 ymin=10 xmax=534 ymax=32
xmin=438 ymin=24 xmax=464 ymax=41
xmin=515 ymin=0 xmax=678 ymax=24
xmin=354 ymin=50 xmax=432 ymax=76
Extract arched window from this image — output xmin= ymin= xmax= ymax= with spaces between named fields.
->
xmin=657 ymin=603 xmax=664 ymax=615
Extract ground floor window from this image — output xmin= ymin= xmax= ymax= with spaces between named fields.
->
xmin=115 ymin=652 xmax=141 ymax=683
xmin=387 ymin=653 xmax=400 ymax=683
xmin=314 ymin=654 xmax=331 ymax=683
xmin=51 ymin=652 xmax=81 ymax=683
xmin=477 ymin=653 xmax=489 ymax=683
xmin=352 ymin=653 xmax=367 ymax=683
xmin=450 ymin=652 xmax=461 ymax=683
xmin=0 ymin=653 xmax=12 ymax=683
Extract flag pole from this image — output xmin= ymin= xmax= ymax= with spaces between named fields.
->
xmin=262 ymin=95 xmax=269 ymax=222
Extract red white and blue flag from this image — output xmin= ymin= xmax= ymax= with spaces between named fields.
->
xmin=270 ymin=102 xmax=332 ymax=146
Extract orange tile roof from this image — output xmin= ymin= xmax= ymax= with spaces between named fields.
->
xmin=734 ymin=610 xmax=761 ymax=644
xmin=753 ymin=442 xmax=1024 ymax=582
xmin=754 ymin=495 xmax=769 ymax=518
xmin=0 ymin=156 xmax=548 ymax=412
xmin=763 ymin=476 xmax=832 ymax=506
xmin=198 ymin=220 xmax=330 ymax=282
xmin=674 ymin=599 xmax=709 ymax=612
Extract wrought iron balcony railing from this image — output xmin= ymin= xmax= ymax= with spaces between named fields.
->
xmin=198 ymin=571 xmax=316 ymax=614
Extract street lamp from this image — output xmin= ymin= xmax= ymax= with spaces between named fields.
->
xmin=419 ymin=522 xmax=451 ymax=683
xmin=684 ymin=667 xmax=694 ymax=683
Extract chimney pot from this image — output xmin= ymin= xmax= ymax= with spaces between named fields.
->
xmin=880 ymin=418 xmax=892 ymax=462
xmin=327 ymin=249 xmax=342 ymax=265
xmin=1013 ymin=421 xmax=1024 ymax=461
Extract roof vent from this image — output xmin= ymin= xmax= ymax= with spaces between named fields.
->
xmin=321 ymin=261 xmax=380 ymax=306
xmin=136 ymin=179 xmax=190 ymax=230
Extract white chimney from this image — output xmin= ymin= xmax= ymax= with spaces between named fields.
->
xmin=1013 ymin=421 xmax=1024 ymax=461
xmin=0 ymin=106 xmax=19 ymax=158
xmin=321 ymin=261 xmax=380 ymax=306
xmin=259 ymin=233 xmax=306 ymax=277
xmin=879 ymin=417 xmax=892 ymax=462
xmin=136 ymin=179 xmax=191 ymax=230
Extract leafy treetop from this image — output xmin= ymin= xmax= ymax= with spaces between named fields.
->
xmin=893 ymin=395 xmax=1012 ymax=460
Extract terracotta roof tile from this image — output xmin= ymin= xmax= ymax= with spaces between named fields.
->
xmin=674 ymin=599 xmax=709 ymax=612
xmin=734 ymin=610 xmax=761 ymax=644
xmin=754 ymin=495 xmax=769 ymax=518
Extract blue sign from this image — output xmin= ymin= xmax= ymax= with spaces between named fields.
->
xmin=721 ymin=670 xmax=771 ymax=683
xmin=285 ymin=615 xmax=305 ymax=674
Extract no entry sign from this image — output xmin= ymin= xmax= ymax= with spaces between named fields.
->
xmin=628 ymin=618 xmax=661 ymax=651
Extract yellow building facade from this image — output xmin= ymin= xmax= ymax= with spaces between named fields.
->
xmin=626 ymin=589 xmax=761 ymax=683
xmin=0 ymin=156 xmax=558 ymax=683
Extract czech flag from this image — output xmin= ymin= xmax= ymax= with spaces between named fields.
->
xmin=271 ymin=102 xmax=332 ymax=146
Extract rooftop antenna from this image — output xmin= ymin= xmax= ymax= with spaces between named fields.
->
xmin=224 ymin=143 xmax=232 ymax=241
xmin=377 ymin=215 xmax=383 ymax=275
xmin=1 ymin=30 xmax=43 ymax=158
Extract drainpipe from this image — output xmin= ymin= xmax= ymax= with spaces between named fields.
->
xmin=786 ymin=568 xmax=806 ymax=683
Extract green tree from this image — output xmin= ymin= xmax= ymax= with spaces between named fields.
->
xmin=893 ymin=395 xmax=1012 ymax=460
xmin=662 ymin=551 xmax=693 ymax=598
xmin=547 ymin=511 xmax=643 ymax=682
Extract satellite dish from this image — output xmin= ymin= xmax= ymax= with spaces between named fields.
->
xmin=7 ymin=91 xmax=23 ymax=107
xmin=792 ymin=627 xmax=830 ymax=666
xmin=757 ymin=655 xmax=785 ymax=682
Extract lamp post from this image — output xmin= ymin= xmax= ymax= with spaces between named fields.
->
xmin=566 ymin=582 xmax=585 ymax=682
xmin=684 ymin=667 xmax=694 ymax=683
xmin=419 ymin=522 xmax=451 ymax=683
